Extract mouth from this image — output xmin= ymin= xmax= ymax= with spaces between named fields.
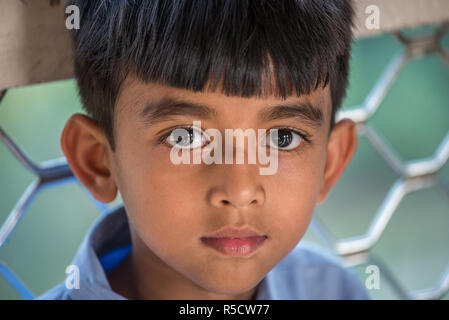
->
xmin=200 ymin=236 xmax=267 ymax=257
xmin=200 ymin=226 xmax=268 ymax=257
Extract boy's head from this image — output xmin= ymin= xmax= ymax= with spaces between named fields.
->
xmin=61 ymin=0 xmax=358 ymax=299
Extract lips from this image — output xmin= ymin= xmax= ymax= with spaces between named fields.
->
xmin=200 ymin=226 xmax=267 ymax=257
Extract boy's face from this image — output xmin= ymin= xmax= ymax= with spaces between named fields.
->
xmin=61 ymin=75 xmax=357 ymax=299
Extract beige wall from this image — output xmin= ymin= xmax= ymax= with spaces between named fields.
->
xmin=1 ymin=0 xmax=449 ymax=90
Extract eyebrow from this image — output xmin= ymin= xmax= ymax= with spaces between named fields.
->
xmin=139 ymin=96 xmax=323 ymax=128
xmin=139 ymin=96 xmax=218 ymax=126
xmin=258 ymin=101 xmax=323 ymax=128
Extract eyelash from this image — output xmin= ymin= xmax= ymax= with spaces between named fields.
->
xmin=157 ymin=125 xmax=311 ymax=151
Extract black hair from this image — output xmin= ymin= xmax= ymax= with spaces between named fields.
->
xmin=66 ymin=0 xmax=355 ymax=151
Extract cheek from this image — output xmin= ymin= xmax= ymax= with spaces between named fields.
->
xmin=277 ymin=141 xmax=326 ymax=199
xmin=116 ymin=147 xmax=205 ymax=250
xmin=267 ymin=150 xmax=325 ymax=243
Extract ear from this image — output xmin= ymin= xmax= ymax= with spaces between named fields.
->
xmin=60 ymin=113 xmax=118 ymax=203
xmin=316 ymin=118 xmax=358 ymax=204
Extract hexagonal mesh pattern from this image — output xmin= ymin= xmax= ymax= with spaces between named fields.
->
xmin=1 ymin=24 xmax=448 ymax=300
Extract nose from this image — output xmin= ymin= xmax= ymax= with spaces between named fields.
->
xmin=208 ymin=163 xmax=266 ymax=209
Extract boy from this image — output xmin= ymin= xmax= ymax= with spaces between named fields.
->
xmin=38 ymin=0 xmax=369 ymax=299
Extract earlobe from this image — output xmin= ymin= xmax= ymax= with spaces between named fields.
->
xmin=316 ymin=118 xmax=358 ymax=204
xmin=60 ymin=113 xmax=118 ymax=203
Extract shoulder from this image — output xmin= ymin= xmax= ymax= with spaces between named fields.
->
xmin=266 ymin=242 xmax=370 ymax=300
xmin=35 ymin=281 xmax=126 ymax=300
xmin=35 ymin=283 xmax=72 ymax=300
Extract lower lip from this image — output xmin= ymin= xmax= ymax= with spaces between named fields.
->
xmin=200 ymin=236 xmax=267 ymax=257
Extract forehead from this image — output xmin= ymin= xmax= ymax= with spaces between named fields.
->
xmin=115 ymin=75 xmax=331 ymax=129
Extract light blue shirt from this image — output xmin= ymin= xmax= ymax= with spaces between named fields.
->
xmin=36 ymin=205 xmax=370 ymax=300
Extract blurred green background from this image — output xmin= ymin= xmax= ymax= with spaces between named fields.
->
xmin=1 ymin=25 xmax=448 ymax=299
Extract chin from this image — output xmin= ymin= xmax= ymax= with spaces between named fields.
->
xmin=194 ymin=269 xmax=264 ymax=296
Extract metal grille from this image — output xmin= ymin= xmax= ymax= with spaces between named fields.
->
xmin=312 ymin=23 xmax=449 ymax=300
xmin=1 ymin=24 xmax=448 ymax=300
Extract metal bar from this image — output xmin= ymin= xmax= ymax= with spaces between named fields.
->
xmin=0 ymin=179 xmax=41 ymax=248
xmin=0 ymin=262 xmax=34 ymax=300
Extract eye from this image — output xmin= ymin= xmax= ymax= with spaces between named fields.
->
xmin=164 ymin=126 xmax=210 ymax=149
xmin=266 ymin=128 xmax=303 ymax=151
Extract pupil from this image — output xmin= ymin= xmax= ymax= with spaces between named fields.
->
xmin=177 ymin=128 xmax=194 ymax=145
xmin=277 ymin=130 xmax=292 ymax=148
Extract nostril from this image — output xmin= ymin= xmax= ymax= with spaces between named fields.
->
xmin=221 ymin=200 xmax=230 ymax=205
